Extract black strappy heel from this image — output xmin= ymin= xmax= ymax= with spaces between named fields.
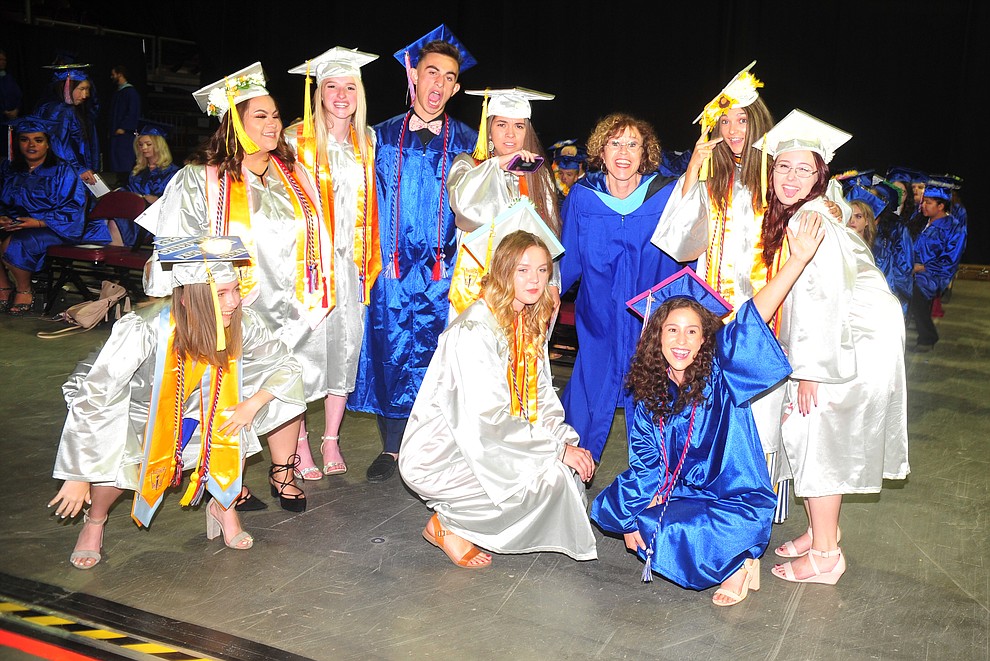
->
xmin=268 ymin=454 xmax=307 ymax=513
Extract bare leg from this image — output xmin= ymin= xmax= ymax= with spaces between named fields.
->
xmin=267 ymin=414 xmax=306 ymax=503
xmin=71 ymin=485 xmax=124 ymax=569
xmin=8 ymin=264 xmax=33 ymax=309
xmin=320 ymin=394 xmax=348 ymax=474
xmin=774 ymin=495 xmax=842 ymax=579
xmin=293 ymin=415 xmax=321 ymax=479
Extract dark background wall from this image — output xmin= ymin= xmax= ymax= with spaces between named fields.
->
xmin=1 ymin=1 xmax=984 ymax=261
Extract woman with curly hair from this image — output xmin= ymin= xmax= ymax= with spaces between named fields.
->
xmin=400 ymin=229 xmax=597 ymax=569
xmin=138 ymin=63 xmax=330 ymax=513
xmin=558 ymin=112 xmax=683 ymax=462
xmin=591 ymin=213 xmax=824 ymax=606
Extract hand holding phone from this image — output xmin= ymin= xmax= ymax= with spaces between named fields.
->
xmin=506 ymin=154 xmax=545 ymax=174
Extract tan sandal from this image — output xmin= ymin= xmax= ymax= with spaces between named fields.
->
xmin=70 ymin=513 xmax=107 ymax=570
xmin=712 ymin=558 xmax=760 ymax=606
xmin=422 ymin=513 xmax=491 ymax=569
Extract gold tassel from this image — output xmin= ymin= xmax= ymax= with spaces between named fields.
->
xmin=698 ymin=127 xmax=710 ymax=182
xmin=472 ymin=90 xmax=490 ymax=160
xmin=760 ymin=134 xmax=769 ymax=209
xmin=302 ymin=61 xmax=314 ymax=142
xmin=226 ymin=79 xmax=260 ymax=155
xmin=208 ymin=269 xmax=226 ymax=352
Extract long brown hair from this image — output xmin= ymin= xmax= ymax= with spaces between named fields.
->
xmin=172 ymin=283 xmax=243 ymax=367
xmin=487 ymin=116 xmax=561 ymax=236
xmin=761 ymin=151 xmax=829 ymax=266
xmin=849 ymin=200 xmax=877 ymax=248
xmin=706 ymin=98 xmax=774 ymax=215
xmin=192 ymin=96 xmax=296 ymax=180
xmin=479 ymin=230 xmax=556 ymax=348
xmin=625 ymin=298 xmax=722 ymax=422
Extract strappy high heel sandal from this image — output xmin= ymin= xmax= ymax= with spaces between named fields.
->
xmin=7 ymin=289 xmax=33 ymax=316
xmin=712 ymin=558 xmax=760 ymax=606
xmin=70 ymin=513 xmax=107 ymax=570
xmin=206 ymin=499 xmax=253 ymax=549
xmin=292 ymin=432 xmax=323 ymax=482
xmin=320 ymin=435 xmax=347 ymax=475
xmin=269 ymin=454 xmax=307 ymax=513
xmin=773 ymin=547 xmax=846 ymax=585
xmin=775 ymin=527 xmax=842 ymax=559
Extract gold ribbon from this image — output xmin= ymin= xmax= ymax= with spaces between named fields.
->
xmin=508 ymin=312 xmax=539 ymax=423
xmin=226 ymin=80 xmax=260 ymax=155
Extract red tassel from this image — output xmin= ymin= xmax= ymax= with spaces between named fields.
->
xmin=432 ymin=253 xmax=443 ymax=281
xmin=392 ymin=251 xmax=401 ymax=279
xmin=322 ymin=277 xmax=329 ymax=307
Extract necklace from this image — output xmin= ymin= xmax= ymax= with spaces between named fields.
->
xmin=248 ymin=162 xmax=270 ymax=178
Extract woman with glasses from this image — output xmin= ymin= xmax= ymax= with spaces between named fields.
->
xmin=756 ymin=111 xmax=908 ymax=586
xmin=557 ymin=113 xmax=682 ymax=462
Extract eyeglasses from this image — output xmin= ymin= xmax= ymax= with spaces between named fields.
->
xmin=773 ymin=163 xmax=818 ymax=179
xmin=605 ymin=139 xmax=640 ymax=151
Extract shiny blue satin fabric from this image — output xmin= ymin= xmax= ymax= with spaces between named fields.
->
xmin=913 ymin=215 xmax=964 ymax=299
xmin=591 ymin=300 xmax=789 ymax=589
xmin=348 ymin=113 xmax=477 ymax=418
xmin=872 ymin=217 xmax=913 ymax=314
xmin=117 ymin=164 xmax=178 ymax=245
xmin=35 ymin=101 xmax=100 ymax=176
xmin=558 ymin=171 xmax=686 ymax=461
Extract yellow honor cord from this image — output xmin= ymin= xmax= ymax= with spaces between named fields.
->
xmin=760 ymin=134 xmax=769 ymax=209
xmin=208 ymin=270 xmax=226 ymax=352
xmin=226 ymin=79 xmax=260 ymax=155
xmin=698 ymin=127 xmax=711 ymax=182
xmin=472 ymin=91 xmax=490 ymax=161
xmin=302 ymin=61 xmax=314 ymax=142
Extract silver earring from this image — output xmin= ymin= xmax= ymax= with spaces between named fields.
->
xmin=487 ymin=140 xmax=494 ymax=154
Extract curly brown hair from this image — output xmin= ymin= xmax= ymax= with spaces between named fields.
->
xmin=586 ymin=113 xmax=661 ymax=174
xmin=190 ymin=96 xmax=296 ymax=181
xmin=625 ymin=298 xmax=722 ymax=423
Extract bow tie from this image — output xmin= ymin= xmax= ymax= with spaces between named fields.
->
xmin=410 ymin=115 xmax=443 ymax=135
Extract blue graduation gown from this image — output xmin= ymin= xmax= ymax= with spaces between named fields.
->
xmin=559 ymin=171 xmax=684 ymax=460
xmin=108 ymin=84 xmax=141 ymax=172
xmin=35 ymin=101 xmax=99 ymax=177
xmin=872 ymin=214 xmax=913 ymax=314
xmin=117 ymin=164 xmax=178 ymax=245
xmin=0 ymin=159 xmax=108 ymax=271
xmin=348 ymin=112 xmax=477 ymax=418
xmin=913 ymin=216 xmax=963 ymax=299
xmin=590 ymin=300 xmax=789 ymax=589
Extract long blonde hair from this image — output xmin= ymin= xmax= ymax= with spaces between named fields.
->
xmin=479 ymin=231 xmax=555 ymax=347
xmin=131 ymin=134 xmax=174 ymax=177
xmin=172 ymin=283 xmax=243 ymax=367
xmin=314 ymin=76 xmax=372 ymax=161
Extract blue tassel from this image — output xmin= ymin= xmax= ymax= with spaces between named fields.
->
xmin=641 ymin=546 xmax=654 ymax=583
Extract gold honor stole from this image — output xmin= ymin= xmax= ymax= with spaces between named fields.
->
xmin=765 ymin=235 xmax=789 ymax=336
xmin=132 ymin=306 xmax=242 ymax=528
xmin=205 ymin=159 xmax=332 ymax=329
xmin=296 ymin=124 xmax=383 ymax=305
xmin=449 ymin=174 xmax=530 ymax=315
xmin=507 ymin=313 xmax=539 ymax=423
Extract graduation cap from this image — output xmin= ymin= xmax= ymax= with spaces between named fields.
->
xmin=835 ymin=169 xmax=876 ymax=192
xmin=192 ymin=62 xmax=268 ymax=118
xmin=548 ymin=139 xmax=587 ymax=170
xmin=156 ymin=236 xmax=251 ymax=351
xmin=885 ymin=166 xmax=927 ymax=184
xmin=753 ymin=109 xmax=851 ymax=164
xmin=464 ymin=87 xmax=554 ymax=159
xmin=922 ymin=176 xmax=955 ymax=202
xmin=627 ymin=267 xmax=731 ymax=327
xmin=929 ymin=173 xmax=963 ymax=191
xmin=845 ymin=183 xmax=887 ymax=219
xmin=288 ymin=46 xmax=379 ymax=82
xmin=461 ymin=199 xmax=564 ymax=268
xmin=694 ymin=61 xmax=764 ymax=134
xmin=8 ymin=115 xmax=58 ymax=135
xmin=392 ymin=24 xmax=477 ymax=71
xmin=872 ymin=179 xmax=904 ymax=210
xmin=136 ymin=119 xmax=173 ymax=139
xmin=43 ymin=63 xmax=90 ymax=82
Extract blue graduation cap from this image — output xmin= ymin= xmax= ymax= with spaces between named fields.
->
xmin=922 ymin=176 xmax=956 ymax=202
xmin=627 ymin=267 xmax=731 ymax=325
xmin=845 ymin=183 xmax=887 ymax=219
xmin=835 ymin=169 xmax=875 ymax=192
xmin=137 ymin=119 xmax=173 ymax=139
xmin=886 ymin=166 xmax=926 ymax=184
xmin=392 ymin=24 xmax=477 ymax=71
xmin=549 ymin=139 xmax=587 ymax=170
xmin=872 ymin=179 xmax=903 ymax=210
xmin=43 ymin=63 xmax=90 ymax=82
xmin=8 ymin=115 xmax=58 ymax=135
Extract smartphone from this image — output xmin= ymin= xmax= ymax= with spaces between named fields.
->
xmin=506 ymin=154 xmax=545 ymax=174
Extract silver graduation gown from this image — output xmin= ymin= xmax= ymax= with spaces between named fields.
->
xmin=52 ymin=302 xmax=306 ymax=490
xmin=398 ymin=301 xmax=597 ymax=560
xmin=776 ymin=197 xmax=910 ymax=496
xmin=286 ymin=128 xmax=375 ymax=395
xmin=137 ymin=164 xmax=335 ymax=401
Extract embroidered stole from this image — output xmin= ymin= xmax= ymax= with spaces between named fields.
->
xmin=508 ymin=313 xmax=539 ymax=423
xmin=132 ymin=306 xmax=242 ymax=528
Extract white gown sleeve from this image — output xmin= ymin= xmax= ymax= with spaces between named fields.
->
xmin=651 ymin=175 xmax=710 ymax=261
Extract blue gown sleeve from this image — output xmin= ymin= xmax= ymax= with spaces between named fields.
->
xmin=716 ymin=299 xmax=791 ymax=405
xmin=559 ymin=189 xmax=583 ymax=293
xmin=31 ymin=163 xmax=88 ymax=242
xmin=590 ymin=401 xmax=663 ymax=534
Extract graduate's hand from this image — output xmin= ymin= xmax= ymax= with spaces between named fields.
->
xmin=797 ymin=379 xmax=819 ymax=416
xmin=686 ymin=135 xmax=724 ymax=175
xmin=561 ymin=445 xmax=595 ymax=482
xmin=624 ymin=530 xmax=646 ymax=552
xmin=913 ymin=263 xmax=926 ymax=273
xmin=824 ymin=199 xmax=843 ymax=221
xmin=48 ymin=480 xmax=91 ymax=519
xmin=786 ymin=212 xmax=825 ymax=266
xmin=220 ymin=400 xmax=262 ymax=436
xmin=498 ymin=149 xmax=540 ymax=171
xmin=80 ymin=170 xmax=97 ymax=185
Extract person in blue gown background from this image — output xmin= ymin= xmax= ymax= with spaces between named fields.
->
xmin=117 ymin=120 xmax=178 ymax=246
xmin=869 ymin=180 xmax=913 ymax=315
xmin=348 ymin=26 xmax=478 ymax=483
xmin=559 ymin=113 xmax=685 ymax=462
xmin=591 ymin=213 xmax=825 ymax=606
xmin=35 ymin=65 xmax=100 ymax=185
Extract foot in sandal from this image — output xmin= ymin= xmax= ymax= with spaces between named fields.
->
xmin=422 ymin=513 xmax=491 ymax=569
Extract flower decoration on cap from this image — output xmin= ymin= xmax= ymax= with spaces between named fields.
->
xmin=694 ymin=61 xmax=763 ymax=136
xmin=193 ymin=63 xmax=270 ymax=155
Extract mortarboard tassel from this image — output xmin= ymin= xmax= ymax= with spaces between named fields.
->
xmin=226 ymin=80 xmax=260 ymax=155
xmin=404 ymin=51 xmax=416 ymax=107
xmin=760 ymin=133 xmax=769 ymax=209
xmin=62 ymin=76 xmax=72 ymax=105
xmin=302 ymin=61 xmax=315 ymax=143
xmin=208 ymin=269 xmax=227 ymax=352
xmin=472 ymin=91 xmax=490 ymax=161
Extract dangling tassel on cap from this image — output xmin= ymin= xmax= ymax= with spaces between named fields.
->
xmin=302 ymin=61 xmax=315 ymax=143
xmin=760 ymin=133 xmax=769 ymax=209
xmin=62 ymin=76 xmax=72 ymax=105
xmin=404 ymin=51 xmax=416 ymax=108
xmin=208 ymin=269 xmax=227 ymax=352
xmin=472 ymin=91 xmax=490 ymax=161
xmin=226 ymin=80 xmax=260 ymax=155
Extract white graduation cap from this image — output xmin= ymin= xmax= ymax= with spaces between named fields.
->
xmin=462 ymin=199 xmax=564 ymax=268
xmin=463 ymin=87 xmax=555 ymax=120
xmin=693 ymin=61 xmax=764 ymax=132
xmin=753 ymin=109 xmax=852 ymax=164
xmin=156 ymin=236 xmax=250 ymax=289
xmin=288 ymin=47 xmax=379 ymax=82
xmin=192 ymin=62 xmax=268 ymax=118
